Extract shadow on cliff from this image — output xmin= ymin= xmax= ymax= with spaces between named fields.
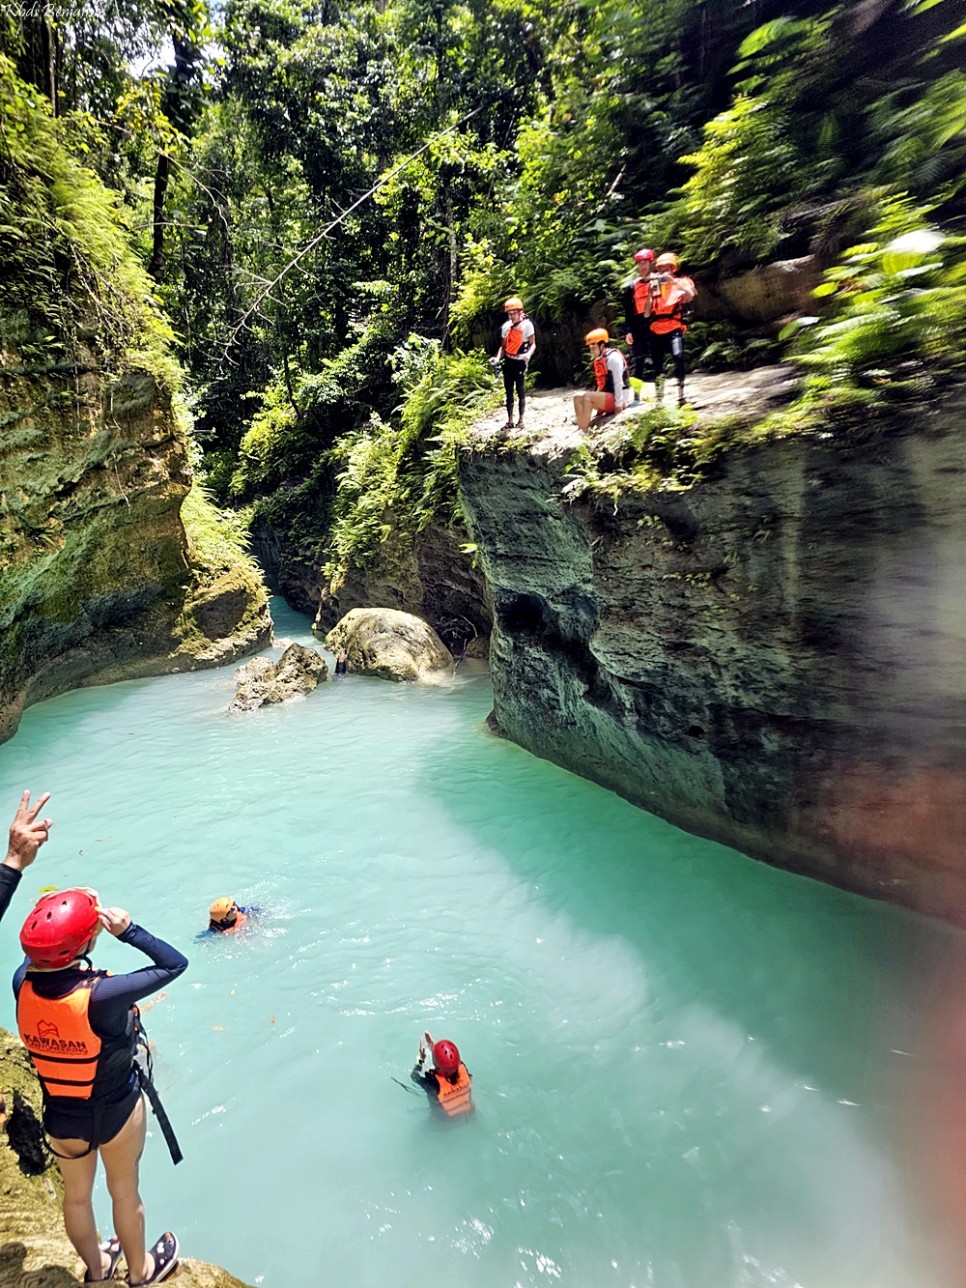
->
xmin=0 ymin=1244 xmax=76 ymax=1288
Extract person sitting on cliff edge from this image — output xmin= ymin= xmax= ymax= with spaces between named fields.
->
xmin=573 ymin=328 xmax=630 ymax=431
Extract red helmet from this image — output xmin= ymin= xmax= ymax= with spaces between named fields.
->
xmin=634 ymin=248 xmax=655 ymax=263
xmin=433 ymin=1039 xmax=460 ymax=1076
xmin=20 ymin=889 xmax=100 ymax=968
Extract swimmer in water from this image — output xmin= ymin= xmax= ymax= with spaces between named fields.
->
xmin=410 ymin=1031 xmax=473 ymax=1117
xmin=206 ymin=898 xmax=261 ymax=934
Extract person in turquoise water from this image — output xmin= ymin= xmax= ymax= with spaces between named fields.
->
xmin=14 ymin=884 xmax=186 ymax=1285
xmin=204 ymin=897 xmax=261 ymax=934
xmin=0 ymin=789 xmax=53 ymax=924
xmin=411 ymin=1031 xmax=473 ymax=1117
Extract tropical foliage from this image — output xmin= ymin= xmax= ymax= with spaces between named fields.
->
xmin=2 ymin=0 xmax=965 ymax=577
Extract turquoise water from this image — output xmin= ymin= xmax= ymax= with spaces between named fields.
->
xmin=0 ymin=600 xmax=955 ymax=1287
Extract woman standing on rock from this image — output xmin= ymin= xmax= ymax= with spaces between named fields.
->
xmin=491 ymin=296 xmax=536 ymax=430
xmin=14 ymin=886 xmax=186 ymax=1284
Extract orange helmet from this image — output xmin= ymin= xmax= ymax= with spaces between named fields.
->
xmin=209 ymin=897 xmax=239 ymax=928
xmin=656 ymin=252 xmax=679 ymax=271
xmin=504 ymin=296 xmax=524 ymax=312
xmin=584 ymin=328 xmax=609 ymax=345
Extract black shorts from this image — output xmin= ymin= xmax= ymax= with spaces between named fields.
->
xmin=44 ymin=1082 xmax=141 ymax=1149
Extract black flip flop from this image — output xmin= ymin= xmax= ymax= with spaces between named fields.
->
xmin=84 ymin=1234 xmax=122 ymax=1282
xmin=129 ymin=1231 xmax=179 ymax=1285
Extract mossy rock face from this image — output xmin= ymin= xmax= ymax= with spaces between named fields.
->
xmin=459 ymin=379 xmax=966 ymax=927
xmin=0 ymin=64 xmax=271 ymax=746
xmin=0 ymin=1031 xmax=254 ymax=1288
xmin=0 ymin=363 xmax=271 ymax=743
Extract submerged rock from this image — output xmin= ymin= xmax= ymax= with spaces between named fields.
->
xmin=0 ymin=1031 xmax=254 ymax=1287
xmin=324 ymin=607 xmax=455 ymax=682
xmin=230 ymin=642 xmax=328 ymax=711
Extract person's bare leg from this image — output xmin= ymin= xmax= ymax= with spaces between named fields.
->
xmin=573 ymin=393 xmax=592 ymax=430
xmin=49 ymin=1141 xmax=104 ymax=1279
xmin=100 ymin=1096 xmax=149 ymax=1283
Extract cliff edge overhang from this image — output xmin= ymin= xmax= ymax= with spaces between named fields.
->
xmin=459 ymin=374 xmax=966 ymax=926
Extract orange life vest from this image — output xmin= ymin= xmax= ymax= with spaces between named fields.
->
xmin=16 ymin=975 xmax=134 ymax=1103
xmin=593 ymin=349 xmax=629 ymax=394
xmin=503 ymin=321 xmax=531 ymax=358
xmin=435 ymin=1062 xmax=473 ymax=1117
xmin=633 ymin=278 xmax=653 ymax=316
xmin=211 ymin=910 xmax=247 ymax=933
xmin=648 ymin=278 xmax=694 ymax=334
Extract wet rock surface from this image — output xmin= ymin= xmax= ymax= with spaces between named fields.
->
xmin=230 ymin=642 xmax=328 ymax=711
xmin=323 ymin=607 xmax=455 ymax=682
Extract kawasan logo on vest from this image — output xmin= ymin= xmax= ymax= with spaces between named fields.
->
xmin=24 ymin=1019 xmax=91 ymax=1054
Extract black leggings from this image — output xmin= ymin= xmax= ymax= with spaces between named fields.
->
xmin=503 ymin=358 xmax=526 ymax=419
xmin=648 ymin=330 xmax=686 ymax=385
xmin=628 ymin=334 xmax=652 ymax=383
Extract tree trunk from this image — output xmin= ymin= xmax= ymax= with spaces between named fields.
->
xmin=148 ymin=152 xmax=171 ymax=280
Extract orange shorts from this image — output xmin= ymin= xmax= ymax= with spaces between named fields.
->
xmin=602 ymin=394 xmax=616 ymax=413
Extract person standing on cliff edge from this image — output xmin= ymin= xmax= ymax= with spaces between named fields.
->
xmin=646 ymin=252 xmax=697 ymax=406
xmin=490 ymin=296 xmax=536 ymax=430
xmin=15 ymin=882 xmax=186 ymax=1284
xmin=623 ymin=247 xmax=658 ymax=403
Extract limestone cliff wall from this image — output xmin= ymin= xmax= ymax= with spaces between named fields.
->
xmin=0 ymin=364 xmax=271 ymax=743
xmin=459 ymin=390 xmax=966 ymax=926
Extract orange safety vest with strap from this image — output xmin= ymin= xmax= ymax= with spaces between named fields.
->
xmin=435 ymin=1063 xmax=473 ymax=1117
xmin=16 ymin=975 xmax=135 ymax=1105
xmin=648 ymin=278 xmax=694 ymax=335
xmin=633 ymin=278 xmax=653 ymax=317
xmin=502 ymin=321 xmax=532 ymax=358
xmin=593 ymin=349 xmax=629 ymax=395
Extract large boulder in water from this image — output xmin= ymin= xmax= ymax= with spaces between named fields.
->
xmin=229 ymin=642 xmax=328 ymax=712
xmin=325 ymin=608 xmax=454 ymax=682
